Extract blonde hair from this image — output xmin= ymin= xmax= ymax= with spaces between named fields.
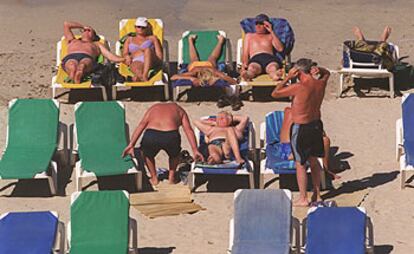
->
xmin=197 ymin=69 xmax=219 ymax=86
xmin=218 ymin=111 xmax=233 ymax=121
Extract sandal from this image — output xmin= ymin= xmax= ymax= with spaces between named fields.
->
xmin=217 ymin=95 xmax=231 ymax=108
xmin=230 ymin=96 xmax=243 ymax=111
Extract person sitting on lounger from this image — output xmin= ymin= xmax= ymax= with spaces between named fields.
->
xmin=280 ymin=107 xmax=340 ymax=180
xmin=171 ymin=34 xmax=237 ymax=87
xmin=193 ymin=112 xmax=248 ymax=165
xmin=122 ymin=17 xmax=163 ymax=82
xmin=122 ymin=103 xmax=204 ymax=186
xmin=62 ymin=21 xmax=126 ymax=84
xmin=241 ymin=13 xmax=284 ymax=82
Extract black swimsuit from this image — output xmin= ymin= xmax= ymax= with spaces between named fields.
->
xmin=248 ymin=53 xmax=280 ymax=73
xmin=140 ymin=129 xmax=182 ymax=158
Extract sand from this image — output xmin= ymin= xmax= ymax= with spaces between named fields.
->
xmin=1 ymin=0 xmax=414 ymax=253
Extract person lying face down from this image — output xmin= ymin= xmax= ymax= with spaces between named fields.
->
xmin=171 ymin=34 xmax=237 ymax=87
xmin=241 ymin=13 xmax=285 ymax=82
xmin=62 ymin=21 xmax=126 ymax=84
xmin=193 ymin=112 xmax=249 ymax=165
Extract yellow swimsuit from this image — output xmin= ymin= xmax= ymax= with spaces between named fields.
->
xmin=188 ymin=61 xmax=214 ymax=71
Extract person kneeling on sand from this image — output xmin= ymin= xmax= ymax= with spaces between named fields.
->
xmin=62 ymin=21 xmax=126 ymax=84
xmin=193 ymin=112 xmax=249 ymax=165
xmin=122 ymin=103 xmax=204 ymax=186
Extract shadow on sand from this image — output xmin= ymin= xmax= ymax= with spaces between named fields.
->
xmin=138 ymin=247 xmax=175 ymax=254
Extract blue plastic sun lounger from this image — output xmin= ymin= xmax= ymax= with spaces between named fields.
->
xmin=260 ymin=111 xmax=326 ymax=189
xmin=228 ymin=189 xmax=300 ymax=254
xmin=0 ymin=211 xmax=64 ymax=254
xmin=302 ymin=207 xmax=374 ymax=254
xmin=397 ymin=93 xmax=414 ymax=189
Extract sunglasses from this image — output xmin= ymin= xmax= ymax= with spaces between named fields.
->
xmin=135 ymin=26 xmax=146 ymax=29
xmin=255 ymin=21 xmax=264 ymax=25
xmin=82 ymin=28 xmax=92 ymax=32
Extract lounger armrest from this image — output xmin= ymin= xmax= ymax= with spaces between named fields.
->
xmin=54 ymin=220 xmax=66 ymax=254
xmin=58 ymin=122 xmax=69 ymax=166
xmin=236 ymin=38 xmax=243 ymax=67
xmin=396 ymin=118 xmax=403 ymax=161
xmin=301 ymin=218 xmax=307 ymax=250
xmin=227 ymin=218 xmax=234 ymax=254
xmin=366 ymin=216 xmax=375 ymax=254
xmin=129 ymin=217 xmax=138 ymax=252
xmin=291 ymin=216 xmax=300 ymax=254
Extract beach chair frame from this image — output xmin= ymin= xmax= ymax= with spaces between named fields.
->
xmin=337 ymin=41 xmax=399 ymax=98
xmin=113 ymin=18 xmax=170 ymax=101
xmin=188 ymin=116 xmax=255 ymax=192
xmin=227 ymin=189 xmax=300 ymax=254
xmin=0 ymin=99 xmax=67 ymax=195
xmin=0 ymin=211 xmax=65 ymax=254
xmin=66 ymin=191 xmax=138 ymax=254
xmin=173 ymin=30 xmax=235 ymax=101
xmin=51 ymin=36 xmax=110 ymax=101
xmin=70 ymin=102 xmax=142 ymax=192
xmin=396 ymin=93 xmax=414 ymax=189
xmin=301 ymin=207 xmax=374 ymax=254
xmin=259 ymin=111 xmax=327 ymax=190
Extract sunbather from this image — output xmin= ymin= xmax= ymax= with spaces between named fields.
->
xmin=171 ymin=34 xmax=237 ymax=87
xmin=193 ymin=112 xmax=249 ymax=165
xmin=241 ymin=13 xmax=284 ymax=81
xmin=280 ymin=107 xmax=341 ymax=180
xmin=62 ymin=21 xmax=126 ymax=84
xmin=123 ymin=17 xmax=163 ymax=82
xmin=122 ymin=103 xmax=204 ymax=185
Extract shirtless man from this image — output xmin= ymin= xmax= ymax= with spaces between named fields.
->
xmin=62 ymin=21 xmax=126 ymax=83
xmin=241 ymin=13 xmax=284 ymax=81
xmin=193 ymin=112 xmax=248 ymax=165
xmin=122 ymin=103 xmax=204 ymax=185
xmin=271 ymin=58 xmax=330 ymax=206
xmin=279 ymin=107 xmax=340 ymax=180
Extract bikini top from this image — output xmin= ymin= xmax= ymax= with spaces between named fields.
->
xmin=128 ymin=37 xmax=154 ymax=53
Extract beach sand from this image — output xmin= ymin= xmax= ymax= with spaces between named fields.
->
xmin=1 ymin=0 xmax=414 ymax=253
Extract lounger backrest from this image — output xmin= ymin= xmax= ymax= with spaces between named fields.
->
xmin=240 ymin=18 xmax=295 ymax=63
xmin=70 ymin=191 xmax=129 ymax=253
xmin=0 ymin=211 xmax=58 ymax=254
xmin=265 ymin=111 xmax=284 ymax=145
xmin=403 ymin=94 xmax=414 ymax=165
xmin=181 ymin=30 xmax=226 ymax=65
xmin=232 ymin=189 xmax=291 ymax=254
xmin=306 ymin=207 xmax=366 ymax=254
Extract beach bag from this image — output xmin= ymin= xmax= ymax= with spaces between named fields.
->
xmin=91 ymin=63 xmax=118 ymax=88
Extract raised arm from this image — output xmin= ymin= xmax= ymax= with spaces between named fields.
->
xmin=213 ymin=70 xmax=237 ymax=85
xmin=233 ymin=115 xmax=249 ymax=133
xmin=271 ymin=68 xmax=299 ymax=98
xmin=181 ymin=109 xmax=205 ymax=162
xmin=122 ymin=109 xmax=151 ymax=157
xmin=97 ymin=43 xmax=125 ymax=63
xmin=263 ymin=21 xmax=284 ymax=52
xmin=63 ymin=21 xmax=84 ymax=42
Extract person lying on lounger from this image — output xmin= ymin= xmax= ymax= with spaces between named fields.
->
xmin=241 ymin=13 xmax=284 ymax=82
xmin=193 ymin=112 xmax=248 ymax=165
xmin=122 ymin=17 xmax=163 ymax=82
xmin=171 ymin=34 xmax=237 ymax=87
xmin=122 ymin=103 xmax=204 ymax=186
xmin=62 ymin=21 xmax=126 ymax=84
xmin=279 ymin=107 xmax=340 ymax=180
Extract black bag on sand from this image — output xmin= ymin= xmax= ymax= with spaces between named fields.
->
xmin=91 ymin=63 xmax=124 ymax=88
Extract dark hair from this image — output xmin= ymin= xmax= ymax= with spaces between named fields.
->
xmin=255 ymin=13 xmax=270 ymax=23
xmin=295 ymin=58 xmax=317 ymax=74
xmin=91 ymin=29 xmax=100 ymax=42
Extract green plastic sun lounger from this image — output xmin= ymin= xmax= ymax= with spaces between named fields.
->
xmin=68 ymin=190 xmax=137 ymax=254
xmin=0 ymin=99 xmax=61 ymax=195
xmin=72 ymin=101 xmax=142 ymax=192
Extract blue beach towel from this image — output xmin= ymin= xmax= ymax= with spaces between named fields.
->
xmin=0 ymin=211 xmax=58 ymax=254
xmin=403 ymin=94 xmax=414 ymax=166
xmin=232 ymin=189 xmax=292 ymax=254
xmin=240 ymin=18 xmax=295 ymax=63
xmin=306 ymin=207 xmax=366 ymax=254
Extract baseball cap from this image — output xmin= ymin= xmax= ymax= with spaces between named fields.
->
xmin=135 ymin=17 xmax=148 ymax=27
xmin=255 ymin=13 xmax=270 ymax=23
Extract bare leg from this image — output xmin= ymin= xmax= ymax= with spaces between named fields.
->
xmin=241 ymin=63 xmax=261 ymax=81
xmin=74 ymin=58 xmax=94 ymax=83
xmin=207 ymin=145 xmax=223 ymax=164
xmin=64 ymin=60 xmax=78 ymax=81
xmin=168 ymin=155 xmax=180 ymax=184
xmin=188 ymin=34 xmax=199 ymax=63
xmin=225 ymin=128 xmax=244 ymax=164
xmin=322 ymin=135 xmax=341 ymax=180
xmin=294 ymin=162 xmax=309 ymax=207
xmin=353 ymin=26 xmax=365 ymax=41
xmin=265 ymin=62 xmax=282 ymax=81
xmin=130 ymin=61 xmax=144 ymax=82
xmin=142 ymin=48 xmax=154 ymax=81
xmin=380 ymin=26 xmax=392 ymax=42
xmin=207 ymin=35 xmax=226 ymax=67
xmin=143 ymin=155 xmax=158 ymax=186
xmin=309 ymin=157 xmax=322 ymax=203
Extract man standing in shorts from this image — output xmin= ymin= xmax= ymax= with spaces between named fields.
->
xmin=271 ymin=58 xmax=330 ymax=206
xmin=122 ymin=103 xmax=204 ymax=186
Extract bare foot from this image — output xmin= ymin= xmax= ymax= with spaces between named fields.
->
xmin=381 ymin=26 xmax=392 ymax=42
xmin=240 ymin=70 xmax=252 ymax=81
xmin=74 ymin=70 xmax=83 ymax=84
xmin=217 ymin=34 xmax=225 ymax=43
xmin=142 ymin=75 xmax=149 ymax=82
xmin=293 ymin=198 xmax=309 ymax=207
xmin=352 ymin=26 xmax=364 ymax=41
xmin=311 ymin=193 xmax=323 ymax=203
xmin=150 ymin=177 xmax=159 ymax=186
xmin=188 ymin=34 xmax=197 ymax=42
xmin=132 ymin=75 xmax=142 ymax=82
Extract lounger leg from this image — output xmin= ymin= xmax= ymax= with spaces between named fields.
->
xmin=339 ymin=73 xmax=344 ymax=98
xmin=54 ymin=221 xmax=65 ymax=254
xmin=76 ymin=176 xmax=82 ymax=192
xmin=129 ymin=218 xmax=138 ymax=254
xmin=52 ymin=87 xmax=57 ymax=99
xmin=136 ymin=171 xmax=142 ymax=191
xmin=401 ymin=170 xmax=406 ymax=189
xmin=101 ymin=87 xmax=108 ymax=101
xmin=292 ymin=217 xmax=301 ymax=254
xmin=164 ymin=84 xmax=169 ymax=101
xmin=259 ymin=174 xmax=265 ymax=189
xmin=389 ymin=74 xmax=395 ymax=98
xmin=188 ymin=172 xmax=194 ymax=192
xmin=248 ymin=172 xmax=254 ymax=189
xmin=112 ymin=86 xmax=117 ymax=100
xmin=366 ymin=217 xmax=375 ymax=254
xmin=49 ymin=161 xmax=58 ymax=195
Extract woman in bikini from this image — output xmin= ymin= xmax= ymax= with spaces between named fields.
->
xmin=123 ymin=17 xmax=163 ymax=82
